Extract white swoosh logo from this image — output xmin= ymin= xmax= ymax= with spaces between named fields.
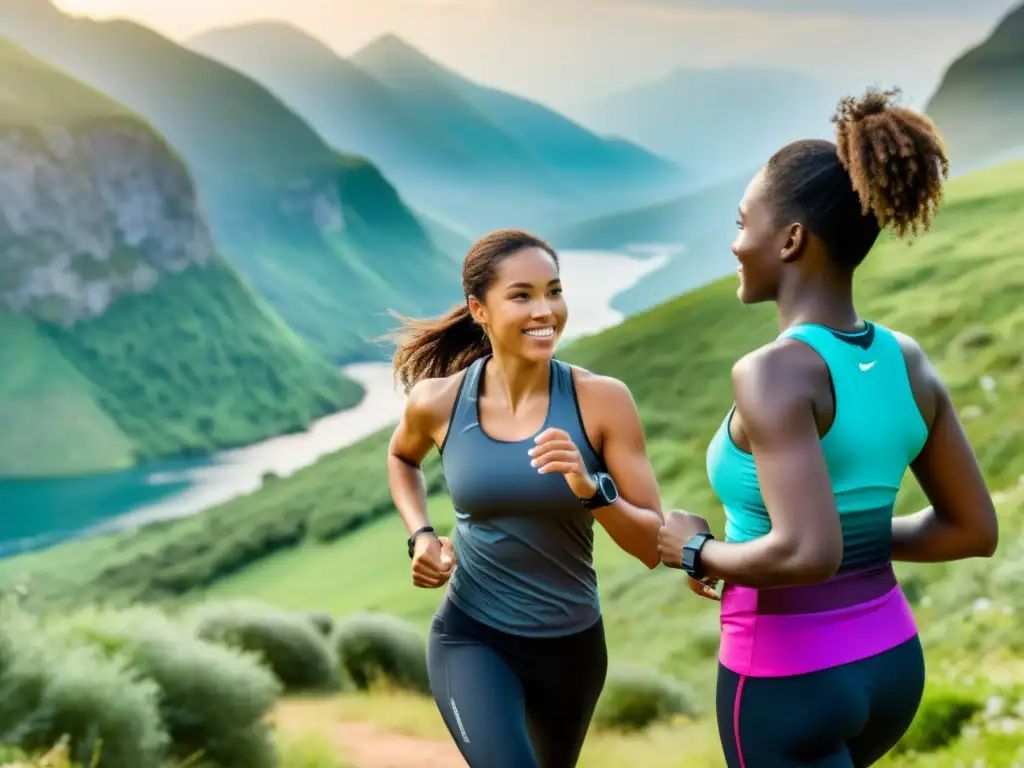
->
xmin=859 ymin=361 xmax=877 ymax=371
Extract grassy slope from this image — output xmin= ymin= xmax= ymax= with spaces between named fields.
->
xmin=41 ymin=259 xmax=365 ymax=464
xmin=0 ymin=2 xmax=461 ymax=364
xmin=0 ymin=312 xmax=134 ymax=477
xmin=925 ymin=2 xmax=1024 ymax=172
xmin=3 ymin=159 xmax=1022 ymax=633
xmin=0 ymin=39 xmax=362 ymax=476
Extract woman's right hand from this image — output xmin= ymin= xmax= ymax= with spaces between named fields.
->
xmin=411 ymin=533 xmax=456 ymax=589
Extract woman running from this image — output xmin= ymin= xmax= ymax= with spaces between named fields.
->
xmin=387 ymin=228 xmax=664 ymax=768
xmin=657 ymin=86 xmax=999 ymax=767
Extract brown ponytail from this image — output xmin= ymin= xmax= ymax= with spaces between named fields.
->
xmin=391 ymin=228 xmax=559 ymax=394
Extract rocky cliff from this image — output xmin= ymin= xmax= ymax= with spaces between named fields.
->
xmin=0 ymin=40 xmax=361 ymax=479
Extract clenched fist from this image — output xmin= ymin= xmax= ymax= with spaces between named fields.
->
xmin=411 ymin=532 xmax=456 ymax=589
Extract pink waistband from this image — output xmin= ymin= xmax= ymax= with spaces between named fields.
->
xmin=719 ymin=582 xmax=918 ymax=678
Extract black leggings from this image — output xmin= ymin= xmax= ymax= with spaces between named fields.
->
xmin=426 ymin=596 xmax=608 ymax=768
xmin=717 ymin=635 xmax=926 ymax=767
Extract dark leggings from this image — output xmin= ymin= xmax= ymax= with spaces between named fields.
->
xmin=717 ymin=635 xmax=926 ymax=767
xmin=426 ymin=596 xmax=608 ymax=768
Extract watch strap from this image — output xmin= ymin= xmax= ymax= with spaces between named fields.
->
xmin=579 ymin=472 xmax=616 ymax=510
xmin=407 ymin=525 xmax=436 ymax=558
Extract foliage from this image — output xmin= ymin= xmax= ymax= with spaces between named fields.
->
xmin=0 ymin=609 xmax=169 ymax=767
xmin=333 ymin=612 xmax=430 ymax=695
xmin=592 ymin=665 xmax=695 ymax=732
xmin=57 ymin=605 xmax=282 ymax=768
xmin=192 ymin=601 xmax=343 ymax=694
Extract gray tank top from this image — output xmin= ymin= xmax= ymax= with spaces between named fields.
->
xmin=440 ymin=354 xmax=605 ymax=638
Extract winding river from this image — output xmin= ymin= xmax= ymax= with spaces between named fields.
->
xmin=0 ymin=248 xmax=670 ymax=558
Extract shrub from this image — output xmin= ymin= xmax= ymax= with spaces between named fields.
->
xmin=192 ymin=600 xmax=342 ymax=693
xmin=58 ymin=605 xmax=282 ymax=768
xmin=892 ymin=684 xmax=984 ymax=755
xmin=333 ymin=612 xmax=429 ymax=695
xmin=305 ymin=611 xmax=335 ymax=638
xmin=592 ymin=665 xmax=695 ymax=732
xmin=0 ymin=610 xmax=169 ymax=767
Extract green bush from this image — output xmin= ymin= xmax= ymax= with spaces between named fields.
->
xmin=0 ymin=611 xmax=169 ymax=767
xmin=305 ymin=611 xmax=335 ymax=638
xmin=333 ymin=612 xmax=429 ymax=694
xmin=592 ymin=665 xmax=695 ymax=732
xmin=58 ymin=605 xmax=282 ymax=768
xmin=192 ymin=600 xmax=342 ymax=693
xmin=893 ymin=684 xmax=984 ymax=755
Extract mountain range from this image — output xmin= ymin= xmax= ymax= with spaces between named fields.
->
xmin=2 ymin=0 xmax=1022 ymax=484
xmin=0 ymin=37 xmax=361 ymax=478
xmin=925 ymin=1 xmax=1024 ymax=173
xmin=188 ymin=24 xmax=687 ymax=236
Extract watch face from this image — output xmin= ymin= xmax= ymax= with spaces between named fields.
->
xmin=599 ymin=474 xmax=618 ymax=503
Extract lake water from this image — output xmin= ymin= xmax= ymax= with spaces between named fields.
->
xmin=0 ymin=248 xmax=670 ymax=558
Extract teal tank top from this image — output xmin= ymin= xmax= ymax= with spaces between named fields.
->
xmin=706 ymin=322 xmax=929 ymax=572
xmin=440 ymin=355 xmax=605 ymax=637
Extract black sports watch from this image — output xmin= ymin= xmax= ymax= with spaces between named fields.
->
xmin=407 ymin=525 xmax=437 ymax=558
xmin=579 ymin=472 xmax=619 ymax=510
xmin=681 ymin=531 xmax=715 ymax=581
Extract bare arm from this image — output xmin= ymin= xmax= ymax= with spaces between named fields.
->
xmin=699 ymin=343 xmax=844 ymax=588
xmin=891 ymin=342 xmax=998 ymax=562
xmin=589 ymin=377 xmax=665 ymax=569
xmin=387 ymin=377 xmax=458 ymax=588
xmin=387 ymin=381 xmax=440 ymax=537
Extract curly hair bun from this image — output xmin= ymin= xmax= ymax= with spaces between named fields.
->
xmin=833 ymin=86 xmax=950 ymax=238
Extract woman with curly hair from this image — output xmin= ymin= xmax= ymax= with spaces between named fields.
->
xmin=658 ymin=87 xmax=999 ymax=767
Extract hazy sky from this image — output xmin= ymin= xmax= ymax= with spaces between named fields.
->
xmin=51 ymin=0 xmax=1019 ymax=110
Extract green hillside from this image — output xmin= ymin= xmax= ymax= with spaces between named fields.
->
xmin=2 ymin=156 xmax=1022 ymax=667
xmin=0 ymin=312 xmax=134 ymax=478
xmin=551 ymin=170 xmax=754 ymax=314
xmin=0 ymin=3 xmax=461 ymax=364
xmin=926 ymin=2 xmax=1024 ymax=173
xmin=0 ymin=38 xmax=361 ymax=477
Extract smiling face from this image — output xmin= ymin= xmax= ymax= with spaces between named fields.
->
xmin=468 ymin=246 xmax=567 ymax=363
xmin=732 ymin=167 xmax=803 ymax=305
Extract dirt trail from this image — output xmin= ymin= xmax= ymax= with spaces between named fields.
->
xmin=273 ymin=698 xmax=467 ymax=768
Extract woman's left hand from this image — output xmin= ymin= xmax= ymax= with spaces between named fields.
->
xmin=657 ymin=509 xmax=712 ymax=568
xmin=529 ymin=427 xmax=598 ymax=500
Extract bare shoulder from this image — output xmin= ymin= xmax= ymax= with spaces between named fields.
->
xmin=890 ymin=329 xmax=937 ymax=382
xmin=890 ymin=328 xmax=942 ymax=427
xmin=567 ymin=364 xmax=637 ymax=410
xmin=731 ymin=337 xmax=824 ymax=409
xmin=403 ymin=369 xmax=469 ymax=432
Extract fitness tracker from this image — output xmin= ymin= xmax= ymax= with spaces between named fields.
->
xmin=681 ymin=530 xmax=715 ymax=581
xmin=579 ymin=472 xmax=619 ymax=510
xmin=407 ymin=525 xmax=437 ymax=558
